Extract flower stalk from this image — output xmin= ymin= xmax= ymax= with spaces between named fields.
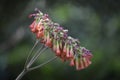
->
xmin=15 ymin=40 xmax=57 ymax=80
xmin=15 ymin=69 xmax=27 ymax=80
xmin=15 ymin=9 xmax=93 ymax=80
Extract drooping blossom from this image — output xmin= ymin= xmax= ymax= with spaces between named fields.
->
xmin=29 ymin=9 xmax=93 ymax=70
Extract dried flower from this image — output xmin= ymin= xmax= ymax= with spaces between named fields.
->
xmin=29 ymin=9 xmax=93 ymax=70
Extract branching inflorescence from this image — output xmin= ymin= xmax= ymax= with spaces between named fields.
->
xmin=15 ymin=9 xmax=93 ymax=80
xmin=29 ymin=9 xmax=93 ymax=70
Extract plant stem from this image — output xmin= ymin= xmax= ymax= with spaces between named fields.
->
xmin=15 ymin=69 xmax=27 ymax=80
xmin=28 ymin=56 xmax=57 ymax=71
xmin=26 ymin=45 xmax=44 ymax=67
xmin=24 ymin=40 xmax=39 ymax=67
xmin=15 ymin=40 xmax=57 ymax=80
xmin=26 ymin=47 xmax=48 ymax=68
xmin=15 ymin=56 xmax=57 ymax=80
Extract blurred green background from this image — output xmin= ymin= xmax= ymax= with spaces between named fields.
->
xmin=0 ymin=0 xmax=120 ymax=80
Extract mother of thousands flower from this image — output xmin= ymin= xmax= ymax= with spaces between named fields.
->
xmin=29 ymin=9 xmax=93 ymax=70
xmin=15 ymin=9 xmax=93 ymax=80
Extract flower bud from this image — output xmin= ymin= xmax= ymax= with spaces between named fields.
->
xmin=70 ymin=59 xmax=75 ymax=66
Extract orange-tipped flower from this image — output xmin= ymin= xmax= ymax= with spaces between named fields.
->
xmin=45 ymin=33 xmax=52 ymax=47
xmin=56 ymin=41 xmax=61 ymax=56
xmin=70 ymin=59 xmax=75 ymax=66
xmin=29 ymin=9 xmax=93 ymax=70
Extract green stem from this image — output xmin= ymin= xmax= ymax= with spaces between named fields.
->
xmin=26 ymin=47 xmax=48 ymax=68
xmin=24 ymin=40 xmax=39 ymax=68
xmin=15 ymin=40 xmax=56 ymax=80
xmin=26 ymin=45 xmax=44 ymax=68
xmin=15 ymin=69 xmax=27 ymax=80
xmin=28 ymin=56 xmax=57 ymax=71
xmin=15 ymin=56 xmax=57 ymax=80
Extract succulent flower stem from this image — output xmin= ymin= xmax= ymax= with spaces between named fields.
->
xmin=16 ymin=9 xmax=93 ymax=80
xmin=15 ymin=41 xmax=56 ymax=80
xmin=26 ymin=46 xmax=48 ymax=68
xmin=28 ymin=56 xmax=57 ymax=72
xmin=24 ymin=40 xmax=39 ymax=67
xmin=15 ymin=69 xmax=27 ymax=80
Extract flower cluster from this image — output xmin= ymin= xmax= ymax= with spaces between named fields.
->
xmin=29 ymin=9 xmax=93 ymax=70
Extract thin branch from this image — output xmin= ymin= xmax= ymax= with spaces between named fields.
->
xmin=27 ymin=44 xmax=44 ymax=65
xmin=26 ymin=46 xmax=48 ymax=68
xmin=28 ymin=56 xmax=57 ymax=72
xmin=24 ymin=39 xmax=39 ymax=68
xmin=15 ymin=69 xmax=27 ymax=80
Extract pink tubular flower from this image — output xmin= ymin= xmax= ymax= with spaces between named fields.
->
xmin=70 ymin=58 xmax=75 ymax=66
xmin=29 ymin=9 xmax=93 ymax=70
